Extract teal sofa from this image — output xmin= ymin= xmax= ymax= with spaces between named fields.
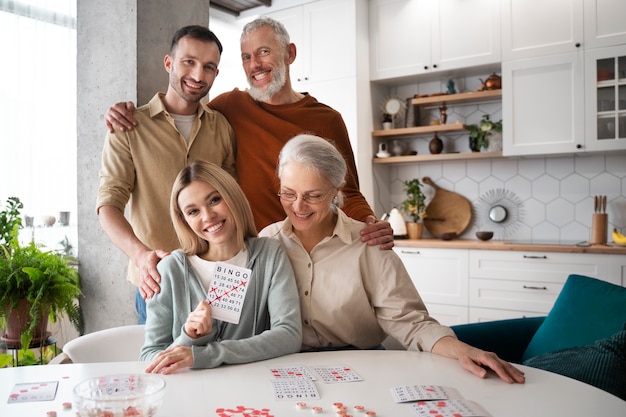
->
xmin=450 ymin=274 xmax=626 ymax=401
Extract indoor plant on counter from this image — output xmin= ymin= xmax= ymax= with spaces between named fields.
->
xmin=401 ymin=178 xmax=427 ymax=239
xmin=465 ymin=114 xmax=502 ymax=152
xmin=0 ymin=197 xmax=83 ymax=361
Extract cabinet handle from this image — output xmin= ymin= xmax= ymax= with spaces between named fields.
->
xmin=576 ymin=144 xmax=582 ymax=149
xmin=424 ymin=66 xmax=429 ymax=70
xmin=400 ymin=250 xmax=420 ymax=255
xmin=433 ymin=64 xmax=438 ymax=68
xmin=523 ymin=285 xmax=548 ymax=290
xmin=575 ymin=42 xmax=581 ymax=48
xmin=523 ymin=255 xmax=547 ymax=259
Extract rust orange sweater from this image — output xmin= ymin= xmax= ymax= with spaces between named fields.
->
xmin=210 ymin=89 xmax=374 ymax=230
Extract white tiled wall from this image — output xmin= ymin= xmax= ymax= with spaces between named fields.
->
xmin=386 ymin=153 xmax=626 ymax=243
xmin=380 ymin=76 xmax=626 ymax=243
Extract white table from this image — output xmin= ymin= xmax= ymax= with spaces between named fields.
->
xmin=1 ymin=350 xmax=624 ymax=416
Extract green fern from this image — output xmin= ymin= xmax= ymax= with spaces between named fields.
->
xmin=1 ymin=198 xmax=83 ymax=353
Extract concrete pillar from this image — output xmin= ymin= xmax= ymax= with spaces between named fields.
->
xmin=77 ymin=1 xmax=210 ymax=333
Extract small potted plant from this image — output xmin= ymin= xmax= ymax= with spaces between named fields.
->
xmin=401 ymin=179 xmax=427 ymax=239
xmin=0 ymin=197 xmax=83 ymax=354
xmin=465 ymin=114 xmax=502 ymax=152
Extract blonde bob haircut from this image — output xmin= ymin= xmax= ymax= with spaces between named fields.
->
xmin=170 ymin=161 xmax=258 ymax=256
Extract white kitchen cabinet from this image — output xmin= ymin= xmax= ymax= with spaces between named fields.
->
xmin=469 ymin=307 xmax=545 ymax=323
xmin=584 ymin=46 xmax=626 ymax=151
xmin=369 ymin=0 xmax=500 ymax=81
xmin=265 ymin=0 xmax=355 ymax=87
xmin=393 ymin=247 xmax=469 ymax=326
xmin=502 ymin=52 xmax=585 ymax=156
xmin=468 ymin=250 xmax=614 ymax=320
xmin=501 ymin=0 xmax=626 ymax=156
xmin=501 ymin=0 xmax=584 ymax=61
xmin=609 ymin=254 xmax=626 ymax=287
xmin=395 ymin=247 xmax=624 ymax=325
xmin=583 ymin=0 xmax=626 ymax=49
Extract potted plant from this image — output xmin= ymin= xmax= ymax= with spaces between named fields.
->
xmin=400 ymin=179 xmax=427 ymax=239
xmin=465 ymin=114 xmax=503 ymax=152
xmin=0 ymin=197 xmax=83 ymax=353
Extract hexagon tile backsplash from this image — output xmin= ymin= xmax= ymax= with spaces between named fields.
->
xmin=389 ymin=153 xmax=626 ymax=243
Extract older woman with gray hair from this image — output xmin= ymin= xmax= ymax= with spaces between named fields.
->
xmin=260 ymin=134 xmax=525 ymax=384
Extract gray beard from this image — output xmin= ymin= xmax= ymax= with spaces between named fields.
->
xmin=247 ymin=64 xmax=287 ymax=102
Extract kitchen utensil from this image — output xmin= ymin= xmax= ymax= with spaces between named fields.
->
xmin=591 ymin=213 xmax=608 ymax=245
xmin=476 ymin=231 xmax=494 ymax=241
xmin=479 ymin=72 xmax=502 ymax=90
xmin=422 ymin=177 xmax=472 ymax=237
xmin=73 ymin=374 xmax=165 ymax=417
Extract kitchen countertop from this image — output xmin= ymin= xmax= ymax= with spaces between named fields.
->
xmin=393 ymin=238 xmax=626 ymax=254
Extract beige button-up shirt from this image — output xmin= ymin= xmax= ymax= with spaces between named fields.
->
xmin=261 ymin=209 xmax=456 ymax=351
xmin=97 ymin=93 xmax=235 ymax=285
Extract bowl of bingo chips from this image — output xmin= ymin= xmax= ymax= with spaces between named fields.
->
xmin=73 ymin=374 xmax=165 ymax=417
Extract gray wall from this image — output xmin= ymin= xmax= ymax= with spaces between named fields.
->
xmin=77 ymin=1 xmax=210 ymax=333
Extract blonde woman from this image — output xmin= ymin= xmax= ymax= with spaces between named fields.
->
xmin=141 ymin=161 xmax=301 ymax=373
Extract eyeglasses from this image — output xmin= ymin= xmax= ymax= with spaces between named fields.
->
xmin=277 ymin=188 xmax=335 ymax=204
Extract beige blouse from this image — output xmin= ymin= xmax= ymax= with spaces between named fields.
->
xmin=260 ymin=209 xmax=456 ymax=351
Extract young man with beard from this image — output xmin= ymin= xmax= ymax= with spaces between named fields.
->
xmin=97 ymin=26 xmax=235 ymax=324
xmin=105 ymin=17 xmax=393 ymax=302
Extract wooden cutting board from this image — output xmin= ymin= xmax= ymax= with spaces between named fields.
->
xmin=422 ymin=177 xmax=472 ymax=237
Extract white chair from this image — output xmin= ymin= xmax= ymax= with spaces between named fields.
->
xmin=50 ymin=325 xmax=145 ymax=364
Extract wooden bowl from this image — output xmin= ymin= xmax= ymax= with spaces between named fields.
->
xmin=439 ymin=232 xmax=457 ymax=241
xmin=476 ymin=231 xmax=494 ymax=241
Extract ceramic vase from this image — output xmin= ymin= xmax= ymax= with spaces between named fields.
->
xmin=469 ymin=137 xmax=480 ymax=152
xmin=390 ymin=140 xmax=405 ymax=156
xmin=429 ymin=133 xmax=443 ymax=154
xmin=486 ymin=132 xmax=502 ymax=152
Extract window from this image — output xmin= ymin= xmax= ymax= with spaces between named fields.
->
xmin=0 ymin=0 xmax=77 ymax=253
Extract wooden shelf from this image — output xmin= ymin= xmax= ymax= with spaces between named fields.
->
xmin=373 ymin=151 xmax=502 ymax=164
xmin=411 ymin=89 xmax=501 ymax=106
xmin=371 ymin=89 xmax=503 ymax=164
xmin=372 ymin=90 xmax=502 ymax=139
xmin=372 ymin=122 xmax=465 ymax=138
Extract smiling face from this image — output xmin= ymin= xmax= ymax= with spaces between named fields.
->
xmin=164 ymin=36 xmax=221 ymax=113
xmin=177 ymin=180 xmax=238 ymax=258
xmin=240 ymin=25 xmax=293 ymax=103
xmin=279 ymin=162 xmax=338 ymax=239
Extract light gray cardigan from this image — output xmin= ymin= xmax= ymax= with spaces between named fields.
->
xmin=140 ymin=237 xmax=302 ymax=368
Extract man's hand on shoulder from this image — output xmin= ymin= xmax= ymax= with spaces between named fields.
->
xmin=105 ymin=101 xmax=138 ymax=133
xmin=360 ymin=215 xmax=394 ymax=250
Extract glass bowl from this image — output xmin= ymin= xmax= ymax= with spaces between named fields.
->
xmin=73 ymin=374 xmax=165 ymax=417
